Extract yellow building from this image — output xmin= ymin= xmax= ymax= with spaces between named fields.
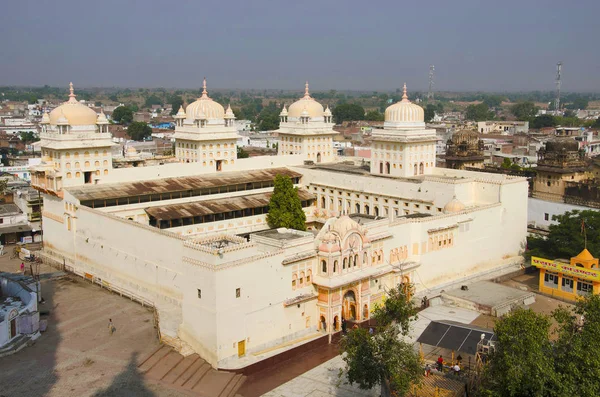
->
xmin=532 ymin=249 xmax=600 ymax=301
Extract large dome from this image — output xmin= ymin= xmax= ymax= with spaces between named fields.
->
xmin=384 ymin=84 xmax=425 ymax=128
xmin=287 ymin=82 xmax=324 ymax=119
xmin=185 ymin=78 xmax=225 ymax=120
xmin=49 ymin=83 xmax=98 ymax=126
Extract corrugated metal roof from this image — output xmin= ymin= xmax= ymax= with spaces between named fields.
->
xmin=145 ymin=189 xmax=314 ymax=221
xmin=67 ymin=168 xmax=302 ymax=202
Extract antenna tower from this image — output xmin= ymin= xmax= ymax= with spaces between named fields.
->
xmin=427 ymin=65 xmax=435 ymax=100
xmin=555 ymin=62 xmax=562 ymax=112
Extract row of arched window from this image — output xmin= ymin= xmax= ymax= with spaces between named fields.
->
xmin=65 ymin=160 xmax=108 ymax=169
xmin=66 ymin=169 xmax=108 ymax=179
xmin=320 ymin=251 xmax=376 ymax=275
xmin=176 ymin=142 xmax=233 ymax=149
xmin=428 ymin=232 xmax=454 ymax=251
xmin=291 ymin=269 xmax=313 ymax=289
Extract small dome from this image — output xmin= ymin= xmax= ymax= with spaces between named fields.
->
xmin=224 ymin=104 xmax=235 ymax=119
xmin=287 ymin=82 xmax=324 ymax=119
xmin=443 ymin=196 xmax=465 ymax=214
xmin=280 ymin=105 xmax=288 ymax=117
xmin=185 ymin=78 xmax=225 ymax=120
xmin=49 ymin=82 xmax=99 ymax=126
xmin=574 ymin=248 xmax=595 ymax=262
xmin=318 ymin=231 xmax=340 ymax=253
xmin=384 ymin=83 xmax=425 ymax=128
xmin=41 ymin=112 xmax=50 ymax=124
xmin=324 ymin=106 xmax=332 ymax=117
xmin=175 ymin=105 xmax=186 ymax=118
xmin=97 ymin=110 xmax=109 ymax=124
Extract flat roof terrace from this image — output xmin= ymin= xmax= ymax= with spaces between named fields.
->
xmin=146 ymin=189 xmax=314 ymax=229
xmin=69 ymin=168 xmax=302 ymax=208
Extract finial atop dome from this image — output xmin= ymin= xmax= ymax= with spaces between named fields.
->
xmin=68 ymin=82 xmax=77 ymax=103
xmin=225 ymin=104 xmax=235 ymax=119
xmin=304 ymin=81 xmax=311 ymax=99
xmin=280 ymin=104 xmax=288 ymax=117
xmin=201 ymin=77 xmax=209 ymax=98
xmin=401 ymin=83 xmax=409 ymax=102
xmin=41 ymin=111 xmax=50 ymax=124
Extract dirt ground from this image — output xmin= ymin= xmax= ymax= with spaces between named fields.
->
xmin=0 ymin=251 xmax=190 ymax=397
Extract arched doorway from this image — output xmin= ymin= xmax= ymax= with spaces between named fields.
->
xmin=316 ymin=152 xmax=322 ymax=163
xmin=363 ymin=304 xmax=369 ymax=320
xmin=413 ymin=163 xmax=418 ymax=175
xmin=419 ymin=162 xmax=424 ymax=174
xmin=379 ymin=162 xmax=383 ymax=174
xmin=333 ymin=315 xmax=339 ymax=331
xmin=386 ymin=162 xmax=391 ymax=174
xmin=320 ymin=315 xmax=327 ymax=332
xmin=343 ymin=290 xmax=357 ymax=320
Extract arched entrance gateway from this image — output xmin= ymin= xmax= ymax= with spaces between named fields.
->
xmin=342 ymin=290 xmax=357 ymax=320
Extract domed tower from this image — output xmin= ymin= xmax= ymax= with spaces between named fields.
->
xmin=277 ymin=82 xmax=338 ymax=163
xmin=370 ymin=84 xmax=437 ymax=177
xmin=173 ymin=78 xmax=239 ymax=171
xmin=31 ymin=82 xmax=114 ymax=196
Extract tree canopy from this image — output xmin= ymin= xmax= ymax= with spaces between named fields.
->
xmin=480 ymin=295 xmax=600 ymax=397
xmin=424 ymin=104 xmax=436 ymax=122
xmin=169 ymin=95 xmax=184 ymax=115
xmin=237 ymin=146 xmax=249 ymax=158
xmin=332 ymin=103 xmax=365 ymax=124
xmin=266 ymin=175 xmax=306 ymax=231
xmin=527 ymin=210 xmax=600 ymax=260
xmin=530 ymin=114 xmax=557 ymax=129
xmin=465 ymin=103 xmax=493 ymax=121
xmin=127 ymin=122 xmax=152 ymax=141
xmin=144 ymin=95 xmax=163 ymax=108
xmin=510 ymin=101 xmax=538 ymax=120
xmin=112 ymin=105 xmax=134 ymax=124
xmin=365 ymin=110 xmax=384 ymax=122
xmin=340 ymin=283 xmax=421 ymax=397
xmin=483 ymin=95 xmax=505 ymax=108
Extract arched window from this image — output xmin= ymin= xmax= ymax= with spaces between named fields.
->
xmin=365 ymin=205 xmax=370 ymax=215
xmin=84 ymin=151 xmax=90 ymax=158
xmin=355 ymin=203 xmax=360 ymax=213
xmin=379 ymin=162 xmax=383 ymax=174
xmin=354 ymin=254 xmax=358 ymax=267
xmin=66 ymin=163 xmax=71 ymax=169
xmin=414 ymin=163 xmax=417 ymax=175
xmin=386 ymin=162 xmax=391 ymax=174
xmin=349 ymin=256 xmax=354 ymax=267
xmin=333 ymin=261 xmax=338 ymax=273
xmin=292 ymin=274 xmax=297 ymax=289
xmin=307 ymin=269 xmax=312 ymax=283
xmin=299 ymin=271 xmax=305 ymax=286
xmin=363 ymin=252 xmax=368 ymax=265
xmin=419 ymin=162 xmax=424 ymax=174
xmin=94 ymin=161 xmax=100 ymax=166
xmin=321 ymin=197 xmax=326 ymax=208
xmin=75 ymin=162 xmax=80 ymax=168
xmin=66 ymin=172 xmax=72 ymax=178
xmin=84 ymin=161 xmax=90 ymax=167
xmin=321 ymin=260 xmax=327 ymax=273
xmin=104 ymin=169 xmax=108 ymax=175
xmin=375 ymin=207 xmax=379 ymax=217
xmin=343 ymin=258 xmax=347 ymax=269
xmin=103 ymin=150 xmax=107 ymax=156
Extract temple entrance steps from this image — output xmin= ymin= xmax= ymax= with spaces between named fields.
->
xmin=138 ymin=345 xmax=246 ymax=397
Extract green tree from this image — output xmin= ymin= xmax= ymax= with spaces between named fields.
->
xmin=127 ymin=122 xmax=152 ymax=141
xmin=332 ymin=103 xmax=365 ymax=124
xmin=237 ymin=146 xmax=249 ymax=158
xmin=424 ymin=104 xmax=436 ymax=122
xmin=144 ymin=95 xmax=163 ymax=108
xmin=112 ymin=105 xmax=134 ymax=124
xmin=594 ymin=117 xmax=600 ymax=129
xmin=527 ymin=210 xmax=600 ymax=260
xmin=20 ymin=131 xmax=39 ymax=144
xmin=552 ymin=294 xmax=600 ymax=397
xmin=501 ymin=157 xmax=512 ymax=169
xmin=169 ymin=95 xmax=184 ymax=115
xmin=483 ymin=95 xmax=504 ymax=108
xmin=256 ymin=110 xmax=279 ymax=131
xmin=480 ymin=308 xmax=556 ymax=397
xmin=266 ymin=175 xmax=306 ymax=231
xmin=364 ymin=110 xmax=384 ymax=121
xmin=565 ymin=97 xmax=589 ymax=110
xmin=340 ymin=283 xmax=421 ymax=397
xmin=510 ymin=101 xmax=538 ymax=120
xmin=465 ymin=103 xmax=493 ymax=121
xmin=530 ymin=114 xmax=557 ymax=129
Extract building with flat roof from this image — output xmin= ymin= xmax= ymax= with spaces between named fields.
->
xmin=32 ymin=81 xmax=528 ymax=369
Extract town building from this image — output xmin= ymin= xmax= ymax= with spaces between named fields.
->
xmin=0 ymin=204 xmax=34 ymax=245
xmin=443 ymin=130 xmax=485 ymax=170
xmin=0 ymin=272 xmax=40 ymax=351
xmin=531 ymin=249 xmax=599 ymax=301
xmin=477 ymin=121 xmax=529 ymax=135
xmin=33 ymin=81 xmax=528 ymax=369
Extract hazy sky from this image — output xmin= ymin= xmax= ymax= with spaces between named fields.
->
xmin=2 ymin=0 xmax=599 ymax=92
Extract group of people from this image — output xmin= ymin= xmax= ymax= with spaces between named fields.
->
xmin=424 ymin=355 xmax=461 ymax=377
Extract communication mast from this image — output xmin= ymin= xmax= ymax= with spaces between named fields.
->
xmin=427 ymin=65 xmax=435 ymax=100
xmin=555 ymin=62 xmax=562 ymax=112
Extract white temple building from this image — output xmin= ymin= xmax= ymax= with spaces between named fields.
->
xmin=32 ymin=81 xmax=528 ymax=369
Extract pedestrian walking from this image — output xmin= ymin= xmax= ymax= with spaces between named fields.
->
xmin=108 ymin=318 xmax=116 ymax=335
xmin=20 ymin=262 xmax=24 ymax=274
xmin=437 ymin=355 xmax=444 ymax=372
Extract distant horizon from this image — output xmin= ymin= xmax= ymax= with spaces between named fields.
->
xmin=2 ymin=0 xmax=599 ymax=92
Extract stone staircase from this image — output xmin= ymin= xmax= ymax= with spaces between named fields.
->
xmin=138 ymin=345 xmax=245 ymax=397
xmin=0 ymin=334 xmax=32 ymax=358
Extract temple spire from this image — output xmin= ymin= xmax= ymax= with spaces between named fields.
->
xmin=401 ymin=83 xmax=408 ymax=102
xmin=201 ymin=77 xmax=208 ymax=98
xmin=68 ymin=82 xmax=77 ymax=103
xmin=304 ymin=81 xmax=311 ymax=98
